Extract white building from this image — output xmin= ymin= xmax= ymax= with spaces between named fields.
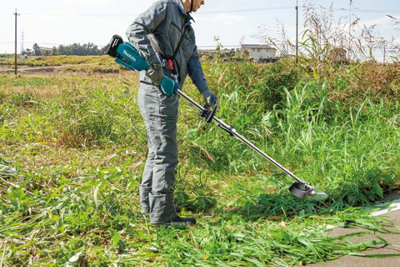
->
xmin=241 ymin=44 xmax=276 ymax=62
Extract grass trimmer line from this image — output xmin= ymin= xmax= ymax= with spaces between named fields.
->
xmin=105 ymin=35 xmax=328 ymax=202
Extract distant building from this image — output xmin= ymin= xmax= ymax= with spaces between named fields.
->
xmin=241 ymin=44 xmax=276 ymax=62
xmin=39 ymin=47 xmax=53 ymax=53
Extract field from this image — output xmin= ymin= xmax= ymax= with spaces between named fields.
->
xmin=0 ymin=55 xmax=400 ymax=266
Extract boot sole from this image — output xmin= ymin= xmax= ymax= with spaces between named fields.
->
xmin=152 ymin=220 xmax=196 ymax=226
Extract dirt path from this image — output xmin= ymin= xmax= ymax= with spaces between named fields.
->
xmin=307 ymin=192 xmax=400 ymax=267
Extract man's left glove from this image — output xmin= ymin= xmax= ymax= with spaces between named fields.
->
xmin=148 ymin=64 xmax=164 ymax=85
xmin=202 ymin=89 xmax=218 ymax=107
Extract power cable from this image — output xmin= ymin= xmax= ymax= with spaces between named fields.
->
xmin=201 ymin=6 xmax=293 ymax=14
xmin=15 ymin=6 xmax=294 ymax=18
xmin=335 ymin=8 xmax=400 ymax=14
xmin=12 ymin=6 xmax=400 ymax=18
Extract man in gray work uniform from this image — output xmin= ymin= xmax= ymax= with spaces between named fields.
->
xmin=126 ymin=0 xmax=217 ymax=226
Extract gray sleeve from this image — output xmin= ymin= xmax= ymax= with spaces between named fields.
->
xmin=188 ymin=45 xmax=208 ymax=93
xmin=126 ymin=1 xmax=168 ymax=65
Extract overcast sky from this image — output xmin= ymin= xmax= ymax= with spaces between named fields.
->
xmin=0 ymin=0 xmax=399 ymax=53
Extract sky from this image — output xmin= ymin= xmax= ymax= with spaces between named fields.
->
xmin=0 ymin=0 xmax=399 ymax=55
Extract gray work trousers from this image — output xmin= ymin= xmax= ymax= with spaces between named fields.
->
xmin=137 ymin=82 xmax=179 ymax=224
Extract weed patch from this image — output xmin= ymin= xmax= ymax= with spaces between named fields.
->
xmin=0 ymin=57 xmax=399 ymax=265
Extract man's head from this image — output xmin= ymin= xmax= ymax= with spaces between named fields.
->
xmin=182 ymin=0 xmax=205 ymax=13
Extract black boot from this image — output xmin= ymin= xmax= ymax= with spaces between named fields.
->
xmin=153 ymin=215 xmax=196 ymax=226
xmin=142 ymin=205 xmax=182 ymax=215
xmin=175 ymin=205 xmax=182 ymax=214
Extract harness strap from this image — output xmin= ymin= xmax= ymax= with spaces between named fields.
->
xmin=150 ymin=16 xmax=190 ymax=74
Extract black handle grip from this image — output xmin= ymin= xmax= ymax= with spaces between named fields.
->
xmin=199 ymin=103 xmax=217 ymax=123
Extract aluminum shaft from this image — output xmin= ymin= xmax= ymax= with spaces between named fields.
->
xmin=177 ymin=89 xmax=311 ymax=187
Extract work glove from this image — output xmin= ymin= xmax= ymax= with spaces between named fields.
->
xmin=148 ymin=64 xmax=164 ymax=85
xmin=202 ymin=89 xmax=218 ymax=107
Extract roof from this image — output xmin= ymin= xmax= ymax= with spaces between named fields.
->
xmin=241 ymin=44 xmax=276 ymax=50
xmin=39 ymin=47 xmax=53 ymax=51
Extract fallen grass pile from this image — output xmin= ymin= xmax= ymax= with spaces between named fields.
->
xmin=0 ymin=56 xmax=399 ymax=265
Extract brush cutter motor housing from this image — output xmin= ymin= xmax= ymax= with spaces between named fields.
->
xmin=105 ymin=35 xmax=179 ymax=95
xmin=105 ymin=35 xmax=149 ymax=71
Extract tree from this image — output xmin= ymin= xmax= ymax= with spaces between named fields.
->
xmin=51 ymin=46 xmax=58 ymax=55
xmin=32 ymin=43 xmax=42 ymax=56
xmin=30 ymin=42 xmax=106 ymax=56
xmin=22 ymin=48 xmax=33 ymax=56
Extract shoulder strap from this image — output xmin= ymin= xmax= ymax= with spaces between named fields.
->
xmin=172 ymin=21 xmax=190 ymax=59
xmin=149 ymin=35 xmax=168 ymax=59
xmin=151 ymin=16 xmax=191 ymax=60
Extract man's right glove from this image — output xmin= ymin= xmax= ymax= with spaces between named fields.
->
xmin=202 ymin=89 xmax=218 ymax=107
xmin=148 ymin=64 xmax=164 ymax=85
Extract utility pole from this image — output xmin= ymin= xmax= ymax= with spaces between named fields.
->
xmin=13 ymin=9 xmax=20 ymax=75
xmin=349 ymin=0 xmax=352 ymax=53
xmin=295 ymin=0 xmax=299 ymax=64
xmin=21 ymin=30 xmax=24 ymax=53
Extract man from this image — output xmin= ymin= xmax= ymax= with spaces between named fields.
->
xmin=126 ymin=0 xmax=218 ymax=226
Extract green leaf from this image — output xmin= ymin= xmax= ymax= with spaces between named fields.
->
xmin=356 ymin=253 xmax=400 ymax=258
xmin=94 ymin=182 xmax=102 ymax=209
xmin=111 ymin=229 xmax=121 ymax=247
xmin=68 ymin=251 xmax=82 ymax=263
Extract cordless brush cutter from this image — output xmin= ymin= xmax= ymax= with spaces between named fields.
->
xmin=105 ymin=35 xmax=328 ymax=201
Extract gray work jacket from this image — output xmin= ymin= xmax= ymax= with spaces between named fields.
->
xmin=126 ymin=0 xmax=208 ymax=93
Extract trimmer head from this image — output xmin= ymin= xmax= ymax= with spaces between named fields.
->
xmin=289 ymin=182 xmax=328 ymax=201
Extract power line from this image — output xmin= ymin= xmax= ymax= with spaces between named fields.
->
xmin=11 ymin=5 xmax=400 ymax=19
xmin=201 ymin=6 xmax=292 ymax=14
xmin=16 ymin=6 xmax=294 ymax=18
xmin=335 ymin=8 xmax=400 ymax=14
xmin=14 ymin=6 xmax=400 ymax=19
xmin=25 ymin=42 xmax=67 ymax=46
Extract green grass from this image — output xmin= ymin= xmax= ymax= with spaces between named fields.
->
xmin=0 ymin=58 xmax=399 ymax=266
